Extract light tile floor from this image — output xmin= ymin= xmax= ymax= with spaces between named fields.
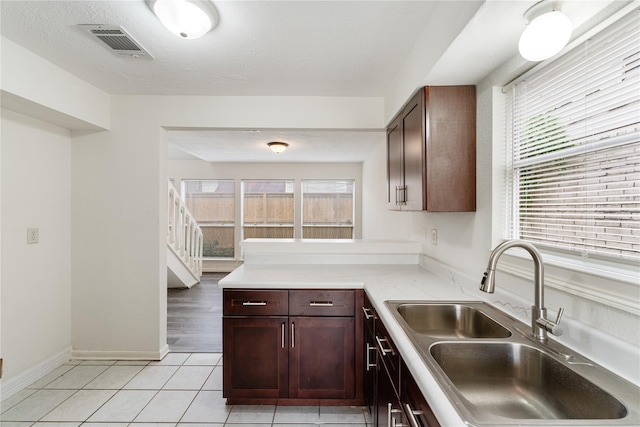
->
xmin=1 ymin=353 xmax=370 ymax=427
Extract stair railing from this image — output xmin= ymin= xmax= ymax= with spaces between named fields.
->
xmin=168 ymin=181 xmax=203 ymax=279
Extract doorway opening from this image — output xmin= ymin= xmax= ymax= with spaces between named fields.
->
xmin=167 ymin=273 xmax=225 ymax=353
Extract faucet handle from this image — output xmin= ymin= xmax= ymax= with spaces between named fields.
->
xmin=536 ymin=307 xmax=565 ymax=337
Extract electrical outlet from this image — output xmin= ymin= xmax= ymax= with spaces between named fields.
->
xmin=431 ymin=229 xmax=438 ymax=245
xmin=27 ymin=227 xmax=39 ymax=244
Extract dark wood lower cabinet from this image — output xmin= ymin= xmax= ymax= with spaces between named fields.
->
xmin=223 ymin=316 xmax=288 ymax=399
xmin=289 ymin=316 xmax=355 ymax=399
xmin=366 ymin=292 xmax=440 ymax=427
xmin=222 ymin=288 xmax=363 ymax=405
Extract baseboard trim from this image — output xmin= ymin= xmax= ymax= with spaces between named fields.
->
xmin=70 ymin=344 xmax=170 ymax=361
xmin=0 ymin=347 xmax=71 ymax=403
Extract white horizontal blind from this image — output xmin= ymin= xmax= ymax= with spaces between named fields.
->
xmin=506 ymin=9 xmax=640 ymax=261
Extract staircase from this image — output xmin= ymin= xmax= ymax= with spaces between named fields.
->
xmin=167 ymin=182 xmax=203 ymax=288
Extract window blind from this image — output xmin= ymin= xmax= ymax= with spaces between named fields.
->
xmin=506 ymin=9 xmax=640 ymax=261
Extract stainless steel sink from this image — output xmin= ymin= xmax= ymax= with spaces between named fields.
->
xmin=430 ymin=342 xmax=627 ymax=420
xmin=384 ymin=300 xmax=640 ymax=426
xmin=395 ymin=303 xmax=511 ymax=338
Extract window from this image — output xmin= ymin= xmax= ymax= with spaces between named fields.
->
xmin=242 ymin=180 xmax=294 ymax=238
xmin=505 ymin=10 xmax=639 ymax=262
xmin=183 ymin=180 xmax=235 ymax=258
xmin=302 ymin=180 xmax=354 ymax=239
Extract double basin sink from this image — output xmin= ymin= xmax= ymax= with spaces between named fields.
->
xmin=385 ymin=301 xmax=639 ymax=426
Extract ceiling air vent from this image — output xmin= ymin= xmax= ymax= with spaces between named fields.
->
xmin=79 ymin=25 xmax=153 ymax=58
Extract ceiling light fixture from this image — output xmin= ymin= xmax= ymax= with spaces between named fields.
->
xmin=146 ymin=0 xmax=219 ymax=39
xmin=268 ymin=142 xmax=289 ymax=154
xmin=519 ymin=1 xmax=572 ymax=62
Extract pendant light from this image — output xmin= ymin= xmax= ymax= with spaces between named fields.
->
xmin=519 ymin=1 xmax=572 ymax=62
xmin=147 ymin=0 xmax=219 ymax=39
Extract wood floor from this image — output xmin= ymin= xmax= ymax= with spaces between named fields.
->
xmin=167 ymin=273 xmax=226 ymax=353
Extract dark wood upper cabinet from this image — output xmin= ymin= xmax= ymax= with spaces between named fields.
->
xmin=387 ymin=86 xmax=476 ymax=212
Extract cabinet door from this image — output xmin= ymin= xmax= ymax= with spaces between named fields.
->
xmin=289 ymin=316 xmax=355 ymax=399
xmin=402 ymin=89 xmax=426 ymax=211
xmin=223 ymin=316 xmax=288 ymax=399
xmin=387 ymin=118 xmax=403 ymax=210
xmin=425 ymin=85 xmax=476 ymax=212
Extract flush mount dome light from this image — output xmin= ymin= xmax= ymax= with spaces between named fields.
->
xmin=268 ymin=142 xmax=289 ymax=154
xmin=147 ymin=0 xmax=219 ymax=39
xmin=519 ymin=1 xmax=572 ymax=62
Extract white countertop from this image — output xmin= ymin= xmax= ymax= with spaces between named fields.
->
xmin=219 ymin=263 xmax=475 ymax=426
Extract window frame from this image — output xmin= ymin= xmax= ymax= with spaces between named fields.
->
xmin=181 ymin=179 xmax=236 ymax=259
xmin=241 ymin=179 xmax=296 ymax=240
xmin=503 ymin=11 xmax=640 ymax=265
xmin=301 ymin=179 xmax=356 ymax=239
xmin=494 ymin=6 xmax=640 ymax=315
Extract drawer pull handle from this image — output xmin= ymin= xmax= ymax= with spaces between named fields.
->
xmin=405 ymin=403 xmax=424 ymax=427
xmin=309 ymin=301 xmax=333 ymax=307
xmin=366 ymin=343 xmax=377 ymax=371
xmin=242 ymin=301 xmax=267 ymax=306
xmin=388 ymin=403 xmax=406 ymax=427
xmin=376 ymin=336 xmax=394 ymax=356
xmin=362 ymin=306 xmax=374 ymax=319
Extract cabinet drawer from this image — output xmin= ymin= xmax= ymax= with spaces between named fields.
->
xmin=289 ymin=290 xmax=355 ymax=316
xmin=376 ymin=319 xmax=400 ymax=395
xmin=362 ymin=293 xmax=376 ymax=336
xmin=224 ymin=289 xmax=288 ymax=316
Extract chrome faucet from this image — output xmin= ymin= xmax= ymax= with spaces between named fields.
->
xmin=480 ymin=240 xmax=564 ymax=342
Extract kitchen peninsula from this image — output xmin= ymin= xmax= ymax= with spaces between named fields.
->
xmin=219 ymin=239 xmax=640 ymax=426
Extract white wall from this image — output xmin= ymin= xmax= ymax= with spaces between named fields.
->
xmin=1 ymin=109 xmax=72 ymax=390
xmin=0 ymin=36 xmax=110 ymax=131
xmin=70 ymin=98 xmax=168 ymax=360
xmin=70 ymin=95 xmax=385 ymax=358
xmin=384 ymin=1 xmax=483 ymax=122
xmin=361 ymin=137 xmax=412 ymax=240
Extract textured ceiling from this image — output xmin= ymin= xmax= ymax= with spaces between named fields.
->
xmin=0 ymin=0 xmax=447 ymax=96
xmin=0 ymin=0 xmax=618 ymax=163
